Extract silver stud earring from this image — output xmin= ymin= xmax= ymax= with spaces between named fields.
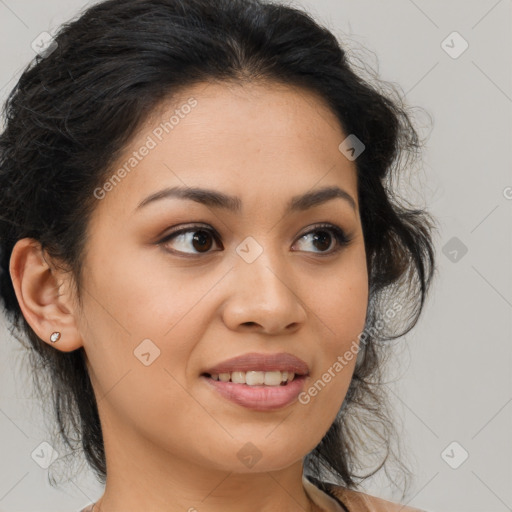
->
xmin=50 ymin=332 xmax=61 ymax=343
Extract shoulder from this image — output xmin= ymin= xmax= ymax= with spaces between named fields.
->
xmin=324 ymin=482 xmax=426 ymax=512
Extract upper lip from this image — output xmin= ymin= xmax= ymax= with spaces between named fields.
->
xmin=203 ymin=352 xmax=310 ymax=376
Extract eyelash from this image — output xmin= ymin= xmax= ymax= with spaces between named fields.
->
xmin=158 ymin=222 xmax=353 ymax=257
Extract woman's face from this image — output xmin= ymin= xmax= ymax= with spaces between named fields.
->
xmin=78 ymin=80 xmax=368 ymax=475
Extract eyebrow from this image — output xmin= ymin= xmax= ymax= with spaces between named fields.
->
xmin=135 ymin=184 xmax=357 ymax=214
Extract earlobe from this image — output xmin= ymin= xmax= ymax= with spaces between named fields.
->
xmin=9 ymin=238 xmax=84 ymax=353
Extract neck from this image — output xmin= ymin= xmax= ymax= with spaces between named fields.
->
xmin=93 ymin=423 xmax=316 ymax=512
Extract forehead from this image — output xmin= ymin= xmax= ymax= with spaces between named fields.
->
xmin=93 ymin=80 xmax=358 ymax=217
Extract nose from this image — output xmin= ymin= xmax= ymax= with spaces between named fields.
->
xmin=221 ymin=248 xmax=307 ymax=335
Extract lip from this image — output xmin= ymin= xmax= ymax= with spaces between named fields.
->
xmin=201 ymin=374 xmax=308 ymax=411
xmin=202 ymin=352 xmax=310 ymax=376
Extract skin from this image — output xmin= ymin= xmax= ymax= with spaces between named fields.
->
xmin=10 ymin=80 xmax=369 ymax=512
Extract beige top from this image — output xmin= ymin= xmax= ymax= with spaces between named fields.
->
xmin=302 ymin=474 xmax=348 ymax=511
xmin=78 ymin=475 xmax=427 ymax=512
xmin=302 ymin=474 xmax=427 ymax=512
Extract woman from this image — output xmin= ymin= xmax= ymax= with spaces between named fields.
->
xmin=0 ymin=0 xmax=436 ymax=510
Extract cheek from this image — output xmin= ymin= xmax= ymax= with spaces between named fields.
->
xmin=297 ymin=257 xmax=368 ymax=414
xmin=81 ymin=241 xmax=235 ymax=415
xmin=307 ymin=253 xmax=368 ymax=346
xmin=80 ymin=258 xmax=220 ymax=459
xmin=83 ymin=242 xmax=220 ymax=339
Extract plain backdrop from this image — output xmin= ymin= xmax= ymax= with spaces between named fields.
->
xmin=0 ymin=1 xmax=511 ymax=511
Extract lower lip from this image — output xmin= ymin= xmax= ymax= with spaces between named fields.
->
xmin=201 ymin=375 xmax=307 ymax=411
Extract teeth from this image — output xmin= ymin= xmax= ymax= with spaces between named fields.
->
xmin=231 ymin=371 xmax=245 ymax=384
xmin=209 ymin=370 xmax=296 ymax=386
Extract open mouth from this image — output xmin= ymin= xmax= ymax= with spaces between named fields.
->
xmin=201 ymin=371 xmax=308 ymax=411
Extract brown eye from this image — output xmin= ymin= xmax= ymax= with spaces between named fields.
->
xmin=190 ymin=230 xmax=214 ymax=252
xmin=293 ymin=224 xmax=352 ymax=255
xmin=160 ymin=227 xmax=221 ymax=255
xmin=311 ymin=230 xmax=333 ymax=252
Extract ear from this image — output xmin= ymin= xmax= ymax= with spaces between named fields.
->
xmin=9 ymin=238 xmax=84 ymax=353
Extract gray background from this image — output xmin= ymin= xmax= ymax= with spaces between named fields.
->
xmin=0 ymin=1 xmax=511 ymax=511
